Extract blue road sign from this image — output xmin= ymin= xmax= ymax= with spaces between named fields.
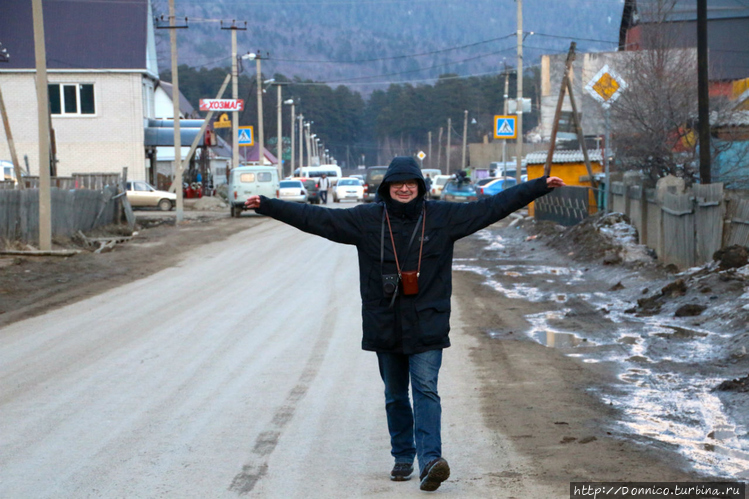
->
xmin=238 ymin=126 xmax=254 ymax=147
xmin=494 ymin=115 xmax=517 ymax=139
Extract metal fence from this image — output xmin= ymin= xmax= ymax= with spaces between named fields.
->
xmin=534 ymin=186 xmax=591 ymax=226
xmin=0 ymin=187 xmax=119 ymax=243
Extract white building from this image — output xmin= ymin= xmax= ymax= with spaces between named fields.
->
xmin=0 ymin=0 xmax=159 ymax=182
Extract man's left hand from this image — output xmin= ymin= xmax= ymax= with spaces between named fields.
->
xmin=546 ymin=176 xmax=565 ymax=188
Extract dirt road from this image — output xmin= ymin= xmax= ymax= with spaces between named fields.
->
xmin=0 ymin=208 xmax=741 ymax=497
xmin=1 ymin=213 xmax=560 ymax=497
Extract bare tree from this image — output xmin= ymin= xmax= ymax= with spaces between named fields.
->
xmin=609 ymin=0 xmax=744 ymax=186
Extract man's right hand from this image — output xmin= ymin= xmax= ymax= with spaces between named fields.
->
xmin=244 ymin=195 xmax=261 ymax=209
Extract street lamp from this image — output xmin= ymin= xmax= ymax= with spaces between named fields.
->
xmin=284 ymin=98 xmax=295 ymax=177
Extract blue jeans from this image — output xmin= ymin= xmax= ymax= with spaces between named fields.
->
xmin=376 ymin=349 xmax=443 ymax=475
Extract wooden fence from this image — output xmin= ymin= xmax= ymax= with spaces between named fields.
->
xmin=0 ymin=187 xmax=119 ymax=243
xmin=610 ymin=181 xmax=747 ymax=269
xmin=20 ymin=173 xmax=119 ymax=190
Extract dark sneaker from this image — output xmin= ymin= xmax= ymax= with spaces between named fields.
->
xmin=390 ymin=462 xmax=414 ymax=481
xmin=419 ymin=458 xmax=450 ymax=491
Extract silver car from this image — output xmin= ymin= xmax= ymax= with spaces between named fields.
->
xmin=278 ymin=179 xmax=308 ymax=203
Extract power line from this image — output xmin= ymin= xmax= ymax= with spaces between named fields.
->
xmin=316 ymin=46 xmax=517 ymax=85
xmin=271 ymin=33 xmax=516 ymax=64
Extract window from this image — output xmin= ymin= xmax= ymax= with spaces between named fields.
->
xmin=240 ymin=173 xmax=255 ymax=183
xmin=257 ymin=172 xmax=272 ymax=182
xmin=49 ymin=83 xmax=95 ymax=115
xmin=134 ymin=181 xmax=150 ymax=192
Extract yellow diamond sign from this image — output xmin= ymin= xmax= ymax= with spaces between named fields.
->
xmin=585 ymin=65 xmax=627 ymax=109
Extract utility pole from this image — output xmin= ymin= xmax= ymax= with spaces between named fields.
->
xmin=446 ymin=118 xmax=452 ymax=175
xmin=269 ymin=82 xmax=284 ymax=180
xmin=298 ymin=114 xmax=304 ymax=171
xmin=305 ymin=122 xmax=312 ymax=167
xmin=221 ymin=21 xmax=246 ymax=190
xmin=428 ymin=131 xmax=432 ymax=170
xmin=697 ymin=0 xmax=711 ymax=183
xmin=32 ymin=0 xmax=51 ymax=250
xmin=503 ymin=67 xmax=509 ymax=175
xmin=437 ymin=127 xmax=443 ymax=172
xmin=515 ymin=0 xmax=524 ymax=184
xmin=244 ymin=53 xmax=268 ymax=165
xmin=461 ymin=110 xmax=468 ymax=171
xmin=157 ymin=2 xmax=188 ymax=221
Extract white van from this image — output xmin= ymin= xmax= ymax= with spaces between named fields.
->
xmin=294 ymin=165 xmax=342 ymax=186
xmin=228 ymin=165 xmax=279 ymax=217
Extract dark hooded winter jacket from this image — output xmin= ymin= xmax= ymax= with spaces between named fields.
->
xmin=255 ymin=157 xmax=552 ymax=354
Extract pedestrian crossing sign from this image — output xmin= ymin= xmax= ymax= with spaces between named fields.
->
xmin=494 ymin=115 xmax=517 ymax=139
xmin=238 ymin=126 xmax=254 ymax=147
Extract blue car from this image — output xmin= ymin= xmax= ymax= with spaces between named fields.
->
xmin=477 ymin=176 xmax=517 ymax=198
xmin=441 ymin=180 xmax=478 ymax=202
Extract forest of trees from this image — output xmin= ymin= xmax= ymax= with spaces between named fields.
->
xmin=162 ymin=65 xmax=540 ymax=168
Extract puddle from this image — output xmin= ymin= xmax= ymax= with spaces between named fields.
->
xmin=525 ymin=310 xmax=596 ymax=348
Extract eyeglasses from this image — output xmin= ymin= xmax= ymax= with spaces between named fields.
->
xmin=390 ymin=181 xmax=418 ymax=190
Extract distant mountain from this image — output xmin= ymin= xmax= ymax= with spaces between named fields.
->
xmin=154 ymin=0 xmax=623 ymax=91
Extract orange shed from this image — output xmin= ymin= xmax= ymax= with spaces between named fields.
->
xmin=525 ymin=149 xmax=603 ymax=216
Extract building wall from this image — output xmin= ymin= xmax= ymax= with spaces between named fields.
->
xmin=0 ymin=72 xmax=149 ymax=181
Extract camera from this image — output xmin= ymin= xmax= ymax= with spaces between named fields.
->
xmin=382 ymin=274 xmax=399 ymax=298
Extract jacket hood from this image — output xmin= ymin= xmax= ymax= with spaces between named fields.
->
xmin=376 ymin=156 xmax=427 ymax=201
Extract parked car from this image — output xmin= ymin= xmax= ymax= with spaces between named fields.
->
xmin=441 ymin=180 xmax=478 ymax=203
xmin=430 ymin=175 xmax=451 ymax=199
xmin=294 ymin=177 xmax=321 ymax=204
xmin=278 ymin=179 xmax=307 ymax=203
xmin=477 ymin=176 xmax=517 ymax=198
xmin=363 ymin=166 xmax=388 ymax=202
xmin=333 ymin=177 xmax=364 ymax=202
xmin=228 ymin=165 xmax=280 ymax=217
xmin=349 ymin=174 xmax=365 ymax=183
xmin=125 ymin=180 xmax=176 ymax=211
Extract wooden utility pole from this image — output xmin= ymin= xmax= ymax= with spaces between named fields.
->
xmin=446 ymin=118 xmax=452 ymax=175
xmin=461 ymin=110 xmax=468 ymax=171
xmin=0 ymin=86 xmax=24 ymax=189
xmin=515 ymin=0 xmax=523 ymax=184
xmin=32 ymin=0 xmax=51 ymax=250
xmin=544 ymin=42 xmax=577 ymax=177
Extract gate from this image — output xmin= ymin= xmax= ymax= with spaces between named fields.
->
xmin=534 ymin=186 xmax=590 ymax=226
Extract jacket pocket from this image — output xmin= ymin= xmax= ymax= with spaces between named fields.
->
xmin=361 ymin=301 xmax=397 ymax=350
xmin=416 ymin=299 xmax=451 ymax=345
